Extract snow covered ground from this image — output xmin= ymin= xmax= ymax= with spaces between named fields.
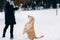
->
xmin=0 ymin=8 xmax=60 ymax=40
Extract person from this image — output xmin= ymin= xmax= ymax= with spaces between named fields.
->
xmin=45 ymin=0 xmax=57 ymax=8
xmin=51 ymin=0 xmax=57 ymax=8
xmin=2 ymin=1 xmax=19 ymax=39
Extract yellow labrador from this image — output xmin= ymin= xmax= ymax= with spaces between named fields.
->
xmin=23 ymin=15 xmax=44 ymax=40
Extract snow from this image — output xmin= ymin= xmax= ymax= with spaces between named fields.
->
xmin=0 ymin=8 xmax=60 ymax=40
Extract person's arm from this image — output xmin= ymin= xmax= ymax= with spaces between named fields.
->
xmin=14 ymin=7 xmax=19 ymax=10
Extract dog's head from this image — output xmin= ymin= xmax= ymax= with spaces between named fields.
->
xmin=28 ymin=15 xmax=34 ymax=21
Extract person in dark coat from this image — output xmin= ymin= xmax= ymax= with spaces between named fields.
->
xmin=51 ymin=0 xmax=57 ymax=8
xmin=45 ymin=0 xmax=57 ymax=8
xmin=2 ymin=2 xmax=19 ymax=39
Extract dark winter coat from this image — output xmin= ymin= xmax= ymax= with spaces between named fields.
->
xmin=5 ymin=2 xmax=19 ymax=25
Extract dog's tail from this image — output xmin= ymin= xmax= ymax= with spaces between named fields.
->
xmin=35 ymin=35 xmax=44 ymax=39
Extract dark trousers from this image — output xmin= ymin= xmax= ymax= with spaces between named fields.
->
xmin=3 ymin=24 xmax=14 ymax=38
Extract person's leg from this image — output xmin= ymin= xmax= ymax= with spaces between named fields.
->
xmin=2 ymin=24 xmax=9 ymax=37
xmin=10 ymin=25 xmax=14 ymax=39
xmin=52 ymin=3 xmax=57 ymax=8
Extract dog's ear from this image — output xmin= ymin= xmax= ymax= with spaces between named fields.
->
xmin=23 ymin=31 xmax=25 ymax=34
xmin=28 ymin=15 xmax=30 ymax=17
xmin=23 ymin=28 xmax=26 ymax=34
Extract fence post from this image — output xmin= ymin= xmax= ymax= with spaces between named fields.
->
xmin=56 ymin=4 xmax=59 ymax=16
